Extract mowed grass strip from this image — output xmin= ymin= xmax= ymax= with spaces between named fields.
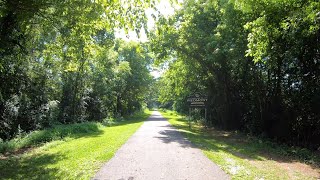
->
xmin=0 ymin=110 xmax=151 ymax=180
xmin=160 ymin=110 xmax=320 ymax=180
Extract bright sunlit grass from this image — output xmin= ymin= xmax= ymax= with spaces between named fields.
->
xmin=0 ymin=110 xmax=151 ymax=180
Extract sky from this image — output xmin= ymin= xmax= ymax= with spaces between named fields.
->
xmin=114 ymin=0 xmax=182 ymax=78
xmin=114 ymin=0 xmax=179 ymax=42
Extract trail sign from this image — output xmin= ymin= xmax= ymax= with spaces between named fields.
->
xmin=187 ymin=93 xmax=208 ymax=108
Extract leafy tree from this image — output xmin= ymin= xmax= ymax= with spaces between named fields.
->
xmin=0 ymin=0 xmax=154 ymax=140
xmin=151 ymin=0 xmax=320 ymax=148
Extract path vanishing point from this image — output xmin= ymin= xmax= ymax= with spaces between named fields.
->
xmin=94 ymin=111 xmax=229 ymax=180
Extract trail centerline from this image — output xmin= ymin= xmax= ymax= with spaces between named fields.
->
xmin=93 ymin=111 xmax=229 ymax=180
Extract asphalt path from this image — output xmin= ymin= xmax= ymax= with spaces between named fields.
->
xmin=93 ymin=111 xmax=229 ymax=180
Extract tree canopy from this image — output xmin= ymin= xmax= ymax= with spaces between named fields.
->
xmin=151 ymin=0 xmax=320 ymax=148
xmin=0 ymin=0 xmax=319 ymax=149
xmin=0 ymin=0 xmax=153 ymax=140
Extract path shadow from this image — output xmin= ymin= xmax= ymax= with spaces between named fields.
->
xmin=147 ymin=114 xmax=167 ymax=121
xmin=155 ymin=130 xmax=194 ymax=148
xmin=153 ymin=123 xmax=195 ymax=148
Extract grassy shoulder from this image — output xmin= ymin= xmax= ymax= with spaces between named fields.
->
xmin=0 ymin=110 xmax=151 ymax=180
xmin=160 ymin=110 xmax=320 ymax=180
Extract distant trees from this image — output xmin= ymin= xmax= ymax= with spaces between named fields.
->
xmin=0 ymin=0 xmax=153 ymax=140
xmin=152 ymin=0 xmax=320 ymax=148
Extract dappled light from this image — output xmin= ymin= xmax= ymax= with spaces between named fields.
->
xmin=147 ymin=111 xmax=166 ymax=121
xmin=94 ymin=111 xmax=229 ymax=179
xmin=155 ymin=129 xmax=194 ymax=148
xmin=161 ymin=110 xmax=320 ymax=179
xmin=0 ymin=152 xmax=65 ymax=179
xmin=0 ymin=0 xmax=319 ymax=179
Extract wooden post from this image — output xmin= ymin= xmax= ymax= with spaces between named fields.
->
xmin=189 ymin=107 xmax=191 ymax=129
xmin=205 ymin=108 xmax=207 ymax=127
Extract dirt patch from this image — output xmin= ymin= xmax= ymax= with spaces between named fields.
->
xmin=202 ymin=126 xmax=320 ymax=179
xmin=278 ymin=161 xmax=319 ymax=179
xmin=256 ymin=150 xmax=320 ymax=179
xmin=249 ymin=158 xmax=320 ymax=179
xmin=204 ymin=127 xmax=250 ymax=144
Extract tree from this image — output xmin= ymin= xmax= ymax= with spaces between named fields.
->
xmin=151 ymin=0 xmax=320 ymax=148
xmin=0 ymin=0 xmax=154 ymax=140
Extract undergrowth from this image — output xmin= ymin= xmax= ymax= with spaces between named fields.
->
xmin=0 ymin=110 xmax=150 ymax=155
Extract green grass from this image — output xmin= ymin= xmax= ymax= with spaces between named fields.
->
xmin=0 ymin=122 xmax=104 ymax=154
xmin=160 ymin=110 xmax=320 ymax=180
xmin=0 ymin=110 xmax=151 ymax=180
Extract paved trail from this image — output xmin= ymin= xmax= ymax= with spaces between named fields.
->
xmin=94 ymin=111 xmax=229 ymax=180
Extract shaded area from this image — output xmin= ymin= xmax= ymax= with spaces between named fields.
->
xmin=154 ymin=128 xmax=195 ymax=148
xmin=0 ymin=128 xmax=104 ymax=180
xmin=151 ymin=114 xmax=195 ymax=148
xmin=0 ymin=153 xmax=65 ymax=180
xmin=147 ymin=113 xmax=167 ymax=121
xmin=166 ymin=116 xmax=320 ymax=177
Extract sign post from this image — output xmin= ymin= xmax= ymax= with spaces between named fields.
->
xmin=188 ymin=107 xmax=191 ymax=128
xmin=186 ymin=92 xmax=208 ymax=128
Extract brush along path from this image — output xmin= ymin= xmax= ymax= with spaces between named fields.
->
xmin=94 ymin=111 xmax=229 ymax=180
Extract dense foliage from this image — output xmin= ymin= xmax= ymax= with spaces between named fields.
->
xmin=152 ymin=0 xmax=320 ymax=148
xmin=1 ymin=0 xmax=319 ymax=149
xmin=0 ymin=0 xmax=153 ymax=140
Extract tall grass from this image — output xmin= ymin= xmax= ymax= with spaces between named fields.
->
xmin=0 ymin=109 xmax=151 ymax=154
xmin=0 ymin=122 xmax=103 ymax=154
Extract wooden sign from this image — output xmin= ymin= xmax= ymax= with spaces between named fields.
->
xmin=187 ymin=92 xmax=208 ymax=108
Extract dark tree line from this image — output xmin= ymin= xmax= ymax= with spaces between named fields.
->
xmin=152 ymin=0 xmax=320 ymax=148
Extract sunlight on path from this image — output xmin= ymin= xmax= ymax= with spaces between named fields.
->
xmin=94 ymin=111 xmax=229 ymax=180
